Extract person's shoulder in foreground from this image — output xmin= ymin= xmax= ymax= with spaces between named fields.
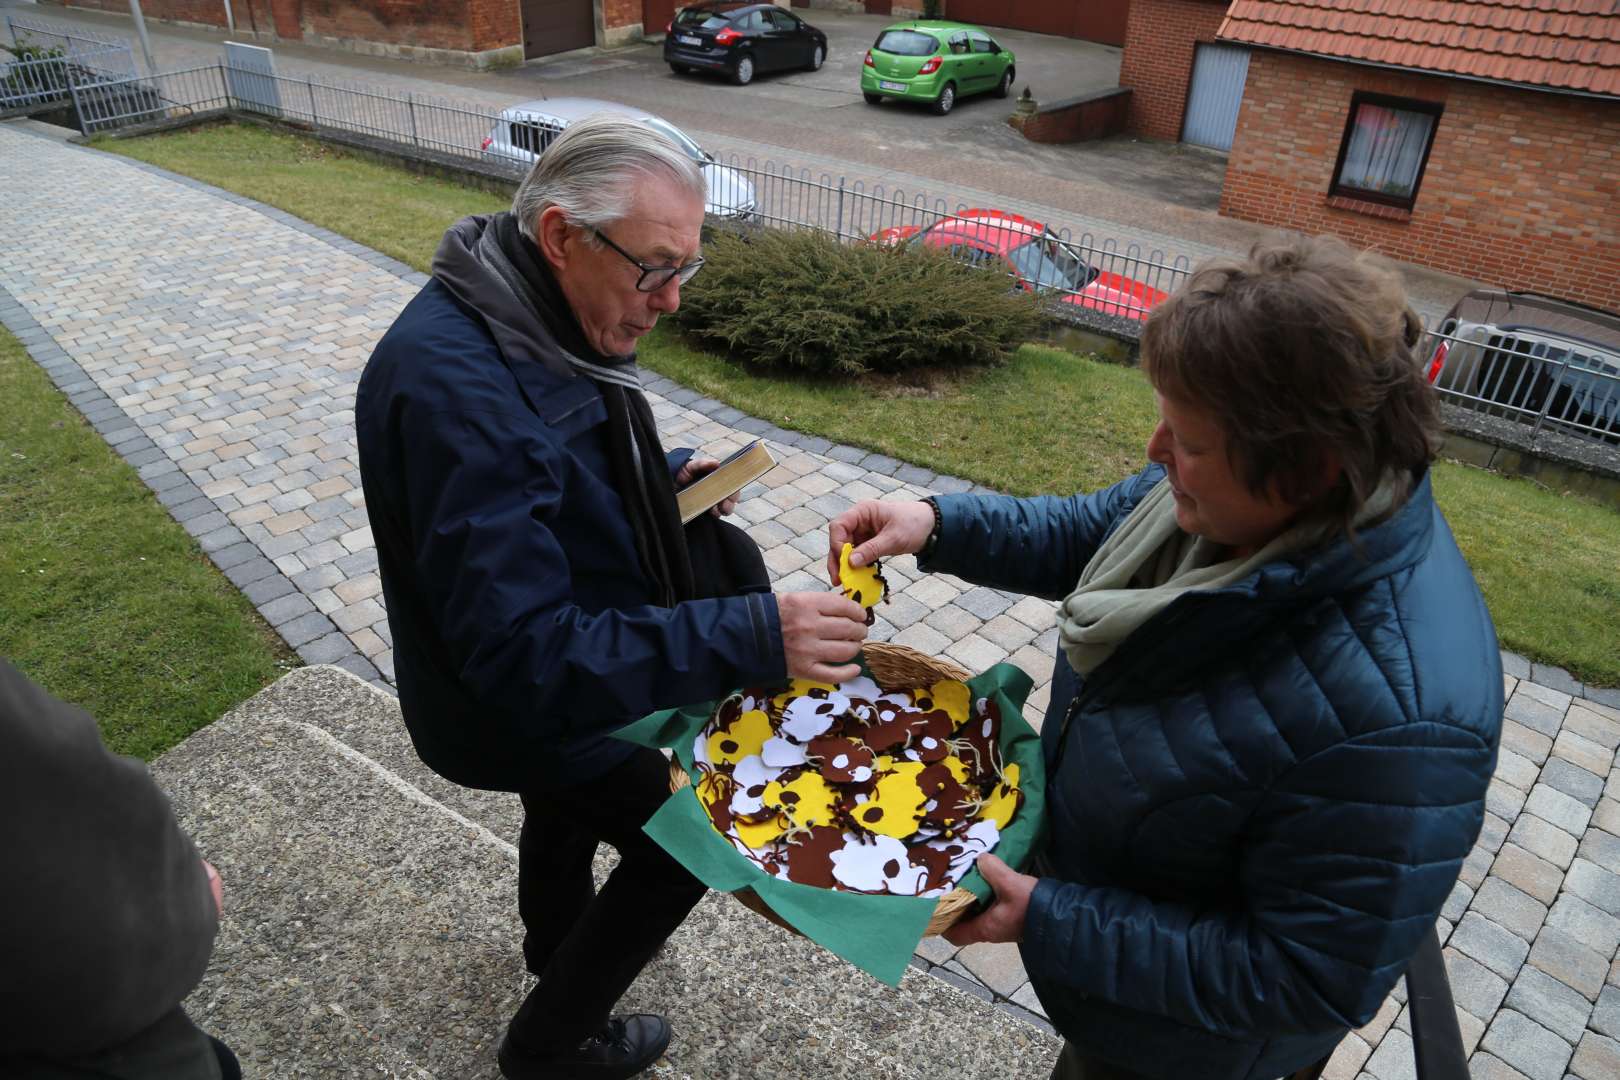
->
xmin=0 ymin=660 xmax=231 ymax=1079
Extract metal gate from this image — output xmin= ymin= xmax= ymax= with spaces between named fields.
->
xmin=1181 ymin=42 xmax=1249 ymax=151
xmin=520 ymin=0 xmax=594 ymax=59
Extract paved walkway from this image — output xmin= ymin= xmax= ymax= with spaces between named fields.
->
xmin=3 ymin=120 xmax=1619 ymax=1080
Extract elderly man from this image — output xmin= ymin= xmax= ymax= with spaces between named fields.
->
xmin=356 ymin=116 xmax=868 ymax=1079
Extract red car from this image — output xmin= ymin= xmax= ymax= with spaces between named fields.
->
xmin=871 ymin=209 xmax=1168 ymax=321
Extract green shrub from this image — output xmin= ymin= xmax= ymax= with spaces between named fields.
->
xmin=673 ymin=227 xmax=1044 ymax=377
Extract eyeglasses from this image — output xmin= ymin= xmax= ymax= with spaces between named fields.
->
xmin=592 ymin=228 xmax=705 ymax=293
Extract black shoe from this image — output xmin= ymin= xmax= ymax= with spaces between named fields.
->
xmin=498 ymin=1014 xmax=671 ymax=1080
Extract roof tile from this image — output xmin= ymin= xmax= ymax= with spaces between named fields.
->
xmin=1219 ymin=0 xmax=1620 ymax=94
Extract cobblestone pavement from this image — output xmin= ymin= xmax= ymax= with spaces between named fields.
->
xmin=4 ymin=121 xmax=1620 ymax=1077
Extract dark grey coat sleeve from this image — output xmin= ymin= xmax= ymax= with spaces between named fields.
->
xmin=0 ymin=660 xmax=219 ymax=1058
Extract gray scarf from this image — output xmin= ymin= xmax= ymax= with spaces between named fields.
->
xmin=1057 ymin=474 xmax=1406 ymax=677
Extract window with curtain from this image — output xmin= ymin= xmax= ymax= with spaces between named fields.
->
xmin=1331 ymin=94 xmax=1442 ymax=209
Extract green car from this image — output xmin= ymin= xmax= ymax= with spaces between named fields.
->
xmin=861 ymin=21 xmax=1016 ymax=116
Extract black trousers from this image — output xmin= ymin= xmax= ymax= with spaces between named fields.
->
xmin=510 ymin=747 xmax=707 ymax=1050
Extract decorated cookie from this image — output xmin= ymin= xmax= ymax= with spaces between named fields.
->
xmin=780 ymin=692 xmax=851 ymax=743
xmin=807 ymin=734 xmax=877 ymax=784
xmin=837 ymin=542 xmax=888 ymax=625
xmin=849 ymin=762 xmax=929 ymax=841
xmin=764 ymin=770 xmax=839 ymax=830
xmin=707 ymin=708 xmax=774 ymax=766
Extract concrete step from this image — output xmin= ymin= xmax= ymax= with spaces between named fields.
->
xmin=155 ymin=666 xmax=1061 ymax=1078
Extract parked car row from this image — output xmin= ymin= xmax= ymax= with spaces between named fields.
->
xmin=480 ymin=9 xmax=1172 ymax=322
xmin=1426 ymin=289 xmax=1620 ymax=443
xmin=662 ymin=5 xmax=1014 ymax=116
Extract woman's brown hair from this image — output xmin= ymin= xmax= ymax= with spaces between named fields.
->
xmin=1140 ymin=234 xmax=1440 ymax=537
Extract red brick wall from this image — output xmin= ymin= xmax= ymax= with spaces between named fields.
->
xmin=53 ymin=0 xmax=227 ymax=29
xmin=51 ymin=0 xmax=520 ymax=53
xmin=1221 ymin=51 xmax=1620 ymax=312
xmin=1118 ymin=0 xmax=1227 ymax=140
xmin=605 ymin=0 xmax=640 ymax=29
xmin=1017 ymin=89 xmax=1133 ymax=144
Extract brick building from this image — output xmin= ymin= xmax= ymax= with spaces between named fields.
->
xmin=1118 ymin=0 xmax=1620 ymax=312
xmin=49 ymin=0 xmax=690 ymax=67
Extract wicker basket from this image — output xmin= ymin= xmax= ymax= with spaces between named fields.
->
xmin=668 ymin=640 xmax=984 ymax=938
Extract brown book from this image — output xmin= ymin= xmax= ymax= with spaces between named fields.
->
xmin=677 ymin=440 xmax=777 ymax=524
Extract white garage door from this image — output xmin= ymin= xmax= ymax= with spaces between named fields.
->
xmin=1182 ymin=43 xmax=1250 ymax=152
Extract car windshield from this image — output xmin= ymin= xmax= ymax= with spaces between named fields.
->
xmin=639 ymin=116 xmax=708 ymax=162
xmin=875 ymin=30 xmax=938 ymax=56
xmin=674 ymin=9 xmax=731 ymax=29
xmin=1006 ymin=239 xmax=1093 ymax=294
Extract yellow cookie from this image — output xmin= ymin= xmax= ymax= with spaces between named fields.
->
xmin=770 ymin=679 xmax=837 ymax=712
xmin=707 ymin=708 xmax=772 ymax=765
xmin=851 ymin=761 xmax=928 ymax=840
xmin=838 ymin=542 xmax=886 ymax=612
xmin=928 ymin=679 xmax=971 ymax=728
xmin=981 ymin=763 xmax=1023 ymax=831
xmin=763 ymin=771 xmax=838 ymax=829
xmin=734 ymin=812 xmax=788 ymax=850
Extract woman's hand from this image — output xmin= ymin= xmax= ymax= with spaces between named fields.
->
xmin=674 ymin=456 xmax=738 ymax=517
xmin=826 ymin=499 xmax=935 ymax=586
xmin=942 ymin=854 xmax=1035 ymax=946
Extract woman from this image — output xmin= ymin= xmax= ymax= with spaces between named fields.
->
xmin=829 ymin=236 xmax=1501 ymax=1080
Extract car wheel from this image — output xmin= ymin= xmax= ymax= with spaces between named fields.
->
xmin=733 ymin=54 xmax=755 ymax=86
xmin=669 ymin=62 xmax=691 ymax=75
xmin=995 ymin=67 xmax=1014 ymax=98
xmin=863 ymin=91 xmax=883 ymax=105
xmin=933 ymin=82 xmax=956 ymax=115
xmin=807 ymin=44 xmax=825 ymax=71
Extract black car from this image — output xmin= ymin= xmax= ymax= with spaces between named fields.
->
xmin=664 ymin=3 xmax=827 ymax=86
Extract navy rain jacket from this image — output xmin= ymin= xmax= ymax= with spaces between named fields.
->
xmin=356 ymin=279 xmax=784 ymax=791
xmin=927 ymin=465 xmax=1501 ymax=1079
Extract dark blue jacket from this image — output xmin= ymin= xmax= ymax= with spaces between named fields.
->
xmin=928 ymin=465 xmax=1501 ymax=1079
xmin=356 ymin=280 xmax=784 ymax=791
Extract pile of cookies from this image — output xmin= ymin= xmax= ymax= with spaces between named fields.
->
xmin=689 ymin=673 xmax=1023 ymax=898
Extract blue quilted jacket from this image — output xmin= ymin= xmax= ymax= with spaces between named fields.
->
xmin=927 ymin=465 xmax=1501 ymax=1079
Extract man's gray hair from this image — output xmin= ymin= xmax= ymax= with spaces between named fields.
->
xmin=512 ymin=113 xmax=707 ymax=241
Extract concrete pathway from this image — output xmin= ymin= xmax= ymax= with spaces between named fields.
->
xmin=3 ymin=120 xmax=1619 ymax=1079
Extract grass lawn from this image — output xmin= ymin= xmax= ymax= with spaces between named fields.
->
xmin=0 ymin=327 xmax=295 ymax=760
xmin=96 ymin=123 xmax=1620 ymax=686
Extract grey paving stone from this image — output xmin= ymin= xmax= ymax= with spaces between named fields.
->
xmin=931 ymin=475 xmax=974 ymax=495
xmin=293 ymin=564 xmax=346 ymax=594
xmin=297 ymin=632 xmax=355 ymax=666
xmin=181 ymin=511 xmax=230 ymax=538
xmin=956 ymin=587 xmax=1015 ymax=620
xmin=241 ymin=573 xmax=296 ymax=606
xmin=1451 ymin=912 xmax=1531 ymax=981
xmin=168 ymin=496 xmax=216 ymax=523
xmin=331 ymin=653 xmax=382 ymax=684
xmin=1490 ymin=780 xmax=1530 ymax=823
xmin=929 ymin=966 xmax=995 ymax=1004
xmin=1501 ymin=652 xmax=1532 ymax=680
xmin=1586 ymin=686 xmax=1620 ymax=710
xmin=1570 ymin=1031 xmax=1620 ymax=1080
xmin=223 ymin=556 xmax=279 ymax=589
xmin=1480 ymin=1010 xmax=1572 ymax=1080
xmin=1526 ymin=786 xmax=1595 ymax=840
xmin=1542 ymin=759 xmax=1607 ymax=809
xmin=1492 ymin=844 xmax=1566 ymax=906
xmin=796 ymin=436 xmax=833 ymax=455
xmin=1591 ymin=986 xmax=1620 ymax=1039
xmin=1565 ymin=858 xmax=1620 ymax=917
xmin=1531 ymin=665 xmax=1584 ymax=699
xmin=1511 ymin=814 xmax=1581 ymax=869
xmin=996 ymin=1000 xmax=1055 ymax=1037
xmin=1527 ymin=927 xmax=1610 ymax=1001
xmin=259 ymin=591 xmax=316 ymax=626
xmin=1505 ymin=966 xmax=1596 ymax=1044
xmin=1564 ymin=705 xmax=1620 ymax=753
xmin=1446 ymin=946 xmax=1510 ymax=1020
xmin=858 ymin=452 xmax=902 ymax=475
xmin=893 ymin=464 xmax=936 ymax=485
xmin=278 ymin=611 xmax=337 ymax=649
xmin=1363 ymin=1027 xmax=1415 ymax=1080
xmin=1581 ymin=829 xmax=1620 ymax=874
xmin=1504 ymin=720 xmax=1555 ymax=766
xmin=1473 ymin=878 xmax=1549 ymax=941
xmin=1481 ymin=811 xmax=1512 ymax=854
xmin=1509 ymin=695 xmax=1569 ymax=738
xmin=1546 ymin=895 xmax=1620 ymax=956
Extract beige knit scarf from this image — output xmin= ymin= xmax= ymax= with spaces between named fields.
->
xmin=1056 ymin=475 xmax=1405 ymax=678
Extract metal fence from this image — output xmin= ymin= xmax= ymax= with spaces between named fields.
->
xmin=2 ymin=15 xmax=139 ymax=114
xmin=1424 ymin=323 xmax=1620 ymax=443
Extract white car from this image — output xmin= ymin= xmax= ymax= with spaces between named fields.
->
xmin=480 ymin=97 xmax=755 ymax=220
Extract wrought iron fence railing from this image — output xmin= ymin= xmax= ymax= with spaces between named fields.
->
xmin=1423 ymin=324 xmax=1620 ymax=443
xmin=3 ymin=16 xmax=139 ymax=114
